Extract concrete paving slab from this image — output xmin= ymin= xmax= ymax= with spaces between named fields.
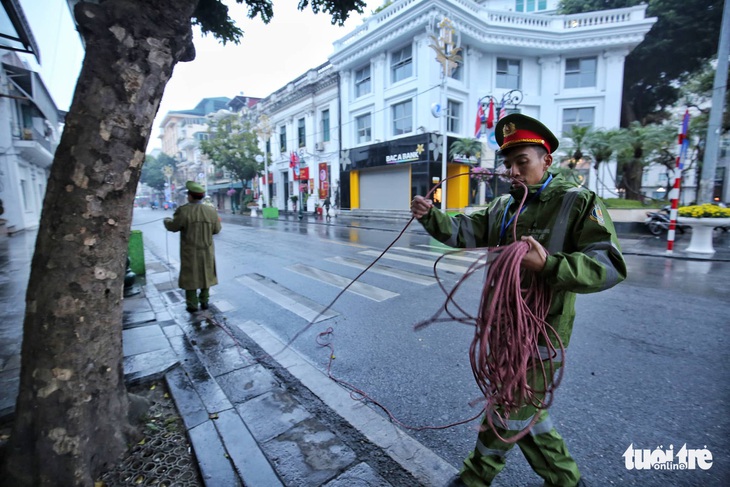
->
xmin=122 ymin=311 xmax=157 ymax=328
xmin=261 ymin=417 xmax=357 ymax=487
xmin=163 ymin=323 xmax=185 ymax=338
xmin=188 ymin=419 xmax=242 ymax=487
xmin=167 ymin=335 xmax=233 ymax=414
xmin=215 ymin=363 xmax=280 ymax=405
xmin=197 ymin=344 xmax=254 ymax=378
xmin=323 ymin=462 xmax=394 ymax=487
xmin=122 ymin=324 xmax=168 ymax=356
xmin=236 ymin=389 xmax=313 ymax=443
xmin=165 ymin=367 xmax=210 ymax=430
xmin=122 ymin=295 xmax=152 ymax=313
xmin=214 ymin=408 xmax=284 ymax=487
xmin=123 ymin=348 xmax=178 ymax=385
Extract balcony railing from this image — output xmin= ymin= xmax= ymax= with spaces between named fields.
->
xmin=19 ymin=126 xmax=53 ymax=153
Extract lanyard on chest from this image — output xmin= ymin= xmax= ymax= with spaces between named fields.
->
xmin=499 ymin=174 xmax=552 ymax=244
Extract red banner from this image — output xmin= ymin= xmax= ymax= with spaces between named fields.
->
xmin=318 ymin=162 xmax=329 ymax=199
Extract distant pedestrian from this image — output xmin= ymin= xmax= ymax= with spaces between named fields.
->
xmin=323 ymin=196 xmax=332 ymax=220
xmin=164 ymin=181 xmax=221 ymax=313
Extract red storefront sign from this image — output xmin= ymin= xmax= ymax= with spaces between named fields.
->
xmin=297 ymin=166 xmax=309 ymax=181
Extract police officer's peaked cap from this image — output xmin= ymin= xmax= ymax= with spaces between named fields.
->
xmin=495 ymin=113 xmax=559 ymax=155
xmin=185 ymin=181 xmax=205 ymax=195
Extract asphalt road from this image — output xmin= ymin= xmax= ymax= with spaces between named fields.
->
xmin=133 ymin=208 xmax=730 ymax=487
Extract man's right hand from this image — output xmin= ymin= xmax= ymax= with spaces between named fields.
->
xmin=410 ymin=195 xmax=433 ymax=219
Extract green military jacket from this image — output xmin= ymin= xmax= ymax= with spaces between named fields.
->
xmin=164 ymin=201 xmax=222 ymax=290
xmin=418 ymin=172 xmax=627 ymax=349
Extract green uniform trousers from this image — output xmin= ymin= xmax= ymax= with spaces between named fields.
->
xmin=460 ymin=365 xmax=581 ymax=487
xmin=185 ymin=288 xmax=209 ymax=309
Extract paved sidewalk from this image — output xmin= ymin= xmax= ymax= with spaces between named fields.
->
xmin=0 ymin=228 xmax=454 ymax=487
xmin=1 ymin=216 xmax=728 ymax=487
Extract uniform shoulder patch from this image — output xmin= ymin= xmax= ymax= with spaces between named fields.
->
xmin=589 ymin=205 xmax=605 ymax=226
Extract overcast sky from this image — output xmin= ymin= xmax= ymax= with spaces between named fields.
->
xmin=18 ymin=0 xmax=379 ymax=151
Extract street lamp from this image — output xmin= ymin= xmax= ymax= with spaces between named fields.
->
xmin=476 ymin=89 xmax=523 ymax=198
xmin=429 ymin=18 xmax=462 ymax=210
xmin=254 ymin=115 xmax=272 ymax=208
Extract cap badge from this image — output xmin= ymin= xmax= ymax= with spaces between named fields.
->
xmin=503 ymin=122 xmax=517 ymax=138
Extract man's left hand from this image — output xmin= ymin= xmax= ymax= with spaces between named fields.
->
xmin=520 ymin=236 xmax=547 ymax=272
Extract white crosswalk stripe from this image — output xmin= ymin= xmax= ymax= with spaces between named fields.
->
xmin=287 ymin=263 xmax=399 ymax=302
xmin=326 ymin=256 xmax=437 ymax=286
xmin=358 ymin=249 xmax=471 ymax=274
xmin=236 ymin=273 xmax=339 ymax=323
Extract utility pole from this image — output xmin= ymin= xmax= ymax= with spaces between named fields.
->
xmin=430 ymin=17 xmax=461 ymax=211
xmin=699 ymin=0 xmax=730 ymax=203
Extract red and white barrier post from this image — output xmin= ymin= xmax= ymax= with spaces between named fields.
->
xmin=667 ymin=110 xmax=691 ymax=253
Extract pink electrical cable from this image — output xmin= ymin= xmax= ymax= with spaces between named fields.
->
xmin=273 ymin=172 xmax=565 ymax=438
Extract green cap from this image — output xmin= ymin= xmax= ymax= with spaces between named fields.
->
xmin=186 ymin=181 xmax=205 ymax=194
xmin=495 ymin=113 xmax=559 ymax=154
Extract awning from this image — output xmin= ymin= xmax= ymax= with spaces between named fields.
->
xmin=0 ymin=0 xmax=41 ymax=63
xmin=207 ymin=181 xmax=243 ymax=190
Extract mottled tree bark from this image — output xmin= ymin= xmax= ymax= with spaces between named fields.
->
xmin=3 ymin=1 xmax=197 ymax=485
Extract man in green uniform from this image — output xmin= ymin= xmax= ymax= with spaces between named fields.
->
xmin=411 ymin=114 xmax=627 ymax=487
xmin=164 ymin=181 xmax=222 ymax=313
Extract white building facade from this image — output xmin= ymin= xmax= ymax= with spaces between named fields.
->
xmin=0 ymin=53 xmax=60 ymax=233
xmin=255 ymin=63 xmax=339 ymax=213
xmin=324 ymin=0 xmax=656 ymax=210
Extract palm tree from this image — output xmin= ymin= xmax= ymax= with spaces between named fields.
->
xmin=449 ymin=137 xmax=482 ymax=161
xmin=615 ymin=122 xmax=675 ymax=201
xmin=560 ymin=125 xmax=592 ymax=169
xmin=585 ymin=128 xmax=622 ymax=196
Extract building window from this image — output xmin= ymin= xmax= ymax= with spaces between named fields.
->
xmin=194 ymin=132 xmax=209 ymax=142
xmin=356 ymin=114 xmax=372 ymax=144
xmin=20 ymin=179 xmax=29 ymax=211
xmin=516 ymin=0 xmax=547 ymax=12
xmin=565 ymin=57 xmax=597 ymax=89
xmin=562 ymin=107 xmax=595 ymax=134
xmin=321 ymin=110 xmax=330 ymax=142
xmin=297 ymin=118 xmax=306 ymax=147
xmin=391 ymin=45 xmax=413 ymax=83
xmin=279 ymin=126 xmax=287 ymax=152
xmin=355 ymin=65 xmax=371 ymax=98
xmin=447 ymin=100 xmax=462 ymax=133
xmin=496 ymin=58 xmax=521 ymax=90
xmin=392 ymin=100 xmax=413 ymax=136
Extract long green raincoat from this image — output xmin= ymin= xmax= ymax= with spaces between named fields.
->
xmin=164 ymin=201 xmax=221 ymax=290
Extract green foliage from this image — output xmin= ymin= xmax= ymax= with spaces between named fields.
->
xmin=449 ymin=138 xmax=482 ymax=160
xmin=585 ymin=128 xmax=622 ymax=169
xmin=200 ymin=115 xmax=263 ymax=186
xmin=193 ymin=0 xmax=365 ymax=44
xmin=613 ymin=122 xmax=676 ymax=200
xmin=559 ymin=0 xmax=724 ymax=124
xmin=602 ymin=198 xmax=661 ymax=208
xmin=560 ymin=125 xmax=592 ymax=168
xmin=372 ymin=1 xmax=394 ymax=15
xmin=141 ymin=152 xmax=177 ymax=191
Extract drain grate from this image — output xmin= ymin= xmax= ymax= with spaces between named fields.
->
xmin=163 ymin=290 xmax=183 ymax=304
xmin=98 ymin=382 xmax=202 ymax=486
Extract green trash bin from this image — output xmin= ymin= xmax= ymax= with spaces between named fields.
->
xmin=128 ymin=230 xmax=146 ymax=276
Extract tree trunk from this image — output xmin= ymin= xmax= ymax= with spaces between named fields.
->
xmin=3 ymin=1 xmax=197 ymax=485
xmin=620 ymin=158 xmax=644 ymax=201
